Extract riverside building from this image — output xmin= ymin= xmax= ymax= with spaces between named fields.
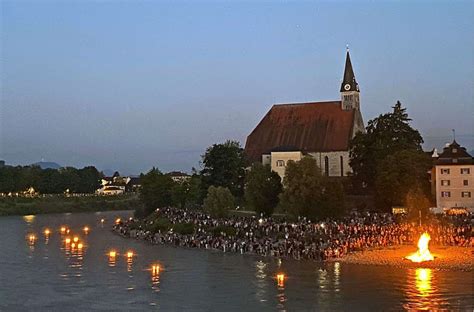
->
xmin=432 ymin=140 xmax=474 ymax=212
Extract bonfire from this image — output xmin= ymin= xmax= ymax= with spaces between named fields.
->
xmin=406 ymin=232 xmax=434 ymax=263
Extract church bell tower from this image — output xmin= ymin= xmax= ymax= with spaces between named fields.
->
xmin=340 ymin=49 xmax=360 ymax=110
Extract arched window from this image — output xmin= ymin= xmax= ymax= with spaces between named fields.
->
xmin=324 ymin=156 xmax=329 ymax=176
xmin=340 ymin=156 xmax=344 ymax=176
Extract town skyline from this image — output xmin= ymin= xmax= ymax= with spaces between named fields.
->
xmin=2 ymin=1 xmax=473 ymax=174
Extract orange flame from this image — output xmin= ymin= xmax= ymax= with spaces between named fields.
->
xmin=406 ymin=232 xmax=434 ymax=263
xmin=277 ymin=273 xmax=285 ymax=287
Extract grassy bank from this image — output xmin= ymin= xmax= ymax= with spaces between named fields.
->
xmin=0 ymin=194 xmax=141 ymax=216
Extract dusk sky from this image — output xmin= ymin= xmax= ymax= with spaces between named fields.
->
xmin=1 ymin=1 xmax=473 ymax=175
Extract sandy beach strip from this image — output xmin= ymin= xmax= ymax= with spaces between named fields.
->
xmin=334 ymin=245 xmax=474 ymax=271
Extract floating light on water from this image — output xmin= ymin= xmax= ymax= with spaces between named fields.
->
xmin=60 ymin=226 xmax=67 ymax=234
xmin=77 ymin=243 xmax=83 ymax=249
xmin=115 ymin=218 xmax=121 ymax=224
xmin=73 ymin=236 xmax=79 ymax=243
xmin=406 ymin=232 xmax=434 ymax=263
xmin=28 ymin=234 xmax=36 ymax=243
xmin=100 ymin=218 xmax=105 ymax=223
xmin=127 ymin=251 xmax=134 ymax=258
xmin=44 ymin=229 xmax=51 ymax=236
xmin=65 ymin=238 xmax=71 ymax=244
xmin=109 ymin=250 xmax=117 ymax=258
xmin=83 ymin=226 xmax=90 ymax=234
xmin=71 ymin=242 xmax=76 ymax=249
xmin=151 ymin=264 xmax=161 ymax=275
xmin=277 ymin=273 xmax=285 ymax=287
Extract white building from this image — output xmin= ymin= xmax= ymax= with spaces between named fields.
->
xmin=433 ymin=141 xmax=474 ymax=212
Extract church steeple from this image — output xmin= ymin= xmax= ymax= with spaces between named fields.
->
xmin=340 ymin=48 xmax=360 ymax=110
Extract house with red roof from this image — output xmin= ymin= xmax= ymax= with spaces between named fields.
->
xmin=245 ymin=50 xmax=365 ymax=178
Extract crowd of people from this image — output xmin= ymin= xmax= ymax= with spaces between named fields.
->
xmin=113 ymin=207 xmax=473 ymax=261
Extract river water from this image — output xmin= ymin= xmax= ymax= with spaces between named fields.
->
xmin=0 ymin=211 xmax=472 ymax=311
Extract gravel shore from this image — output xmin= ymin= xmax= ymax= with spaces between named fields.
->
xmin=334 ymin=245 xmax=474 ymax=271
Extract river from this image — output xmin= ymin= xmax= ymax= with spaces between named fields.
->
xmin=0 ymin=211 xmax=472 ymax=311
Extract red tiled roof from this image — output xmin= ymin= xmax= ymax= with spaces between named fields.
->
xmin=244 ymin=101 xmax=355 ymax=161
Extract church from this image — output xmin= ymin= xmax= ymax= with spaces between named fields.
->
xmin=244 ymin=50 xmax=365 ymax=178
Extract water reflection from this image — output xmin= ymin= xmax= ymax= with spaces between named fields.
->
xmin=151 ymin=265 xmax=161 ymax=293
xmin=276 ymin=273 xmax=287 ymax=312
xmin=254 ymin=260 xmax=268 ymax=302
xmin=126 ymin=254 xmax=134 ymax=272
xmin=333 ymin=262 xmax=340 ymax=292
xmin=404 ymin=268 xmax=447 ymax=310
xmin=317 ymin=268 xmax=328 ymax=290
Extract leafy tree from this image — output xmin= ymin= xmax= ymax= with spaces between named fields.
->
xmin=139 ymin=168 xmax=174 ymax=216
xmin=405 ymin=185 xmax=431 ymax=223
xmin=375 ymin=149 xmax=432 ymax=212
xmin=203 ymin=186 xmax=234 ymax=218
xmin=245 ymin=163 xmax=282 ymax=216
xmin=279 ymin=157 xmax=345 ymax=219
xmin=171 ymin=181 xmax=189 ymax=209
xmin=76 ymin=166 xmax=102 ymax=193
xmin=349 ymin=101 xmax=424 ymax=193
xmin=200 ymin=140 xmax=246 ymax=199
xmin=186 ymin=174 xmax=203 ymax=208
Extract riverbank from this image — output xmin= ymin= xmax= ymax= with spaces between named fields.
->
xmin=334 ymin=245 xmax=474 ymax=271
xmin=0 ymin=194 xmax=141 ymax=216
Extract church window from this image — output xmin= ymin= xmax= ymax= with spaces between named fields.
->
xmin=340 ymin=156 xmax=344 ymax=176
xmin=461 ymin=191 xmax=471 ymax=198
xmin=460 ymin=168 xmax=470 ymax=174
xmin=441 ymin=168 xmax=450 ymax=174
xmin=276 ymin=160 xmax=285 ymax=167
xmin=441 ymin=180 xmax=450 ymax=186
xmin=324 ymin=156 xmax=329 ymax=176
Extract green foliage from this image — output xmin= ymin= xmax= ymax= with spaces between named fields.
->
xmin=245 ymin=163 xmax=282 ymax=216
xmin=200 ymin=140 xmax=247 ymax=199
xmin=375 ymin=149 xmax=432 ymax=212
xmin=279 ymin=157 xmax=345 ymax=220
xmin=172 ymin=222 xmax=195 ymax=235
xmin=139 ymin=168 xmax=174 ymax=216
xmin=405 ymin=186 xmax=432 ymax=222
xmin=171 ymin=181 xmax=189 ymax=209
xmin=210 ymin=225 xmax=237 ymax=236
xmin=0 ymin=165 xmax=101 ymax=194
xmin=147 ymin=217 xmax=172 ymax=233
xmin=203 ymin=186 xmax=234 ymax=218
xmin=349 ymin=101 xmax=424 ymax=193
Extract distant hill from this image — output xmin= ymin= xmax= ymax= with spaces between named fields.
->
xmin=32 ymin=161 xmax=62 ymax=169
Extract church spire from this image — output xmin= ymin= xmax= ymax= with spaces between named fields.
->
xmin=340 ymin=49 xmax=359 ymax=92
xmin=340 ymin=48 xmax=360 ymax=111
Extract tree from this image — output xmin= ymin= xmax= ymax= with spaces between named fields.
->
xmin=405 ymin=185 xmax=431 ymax=223
xmin=200 ymin=140 xmax=246 ymax=200
xmin=245 ymin=163 xmax=282 ymax=217
xmin=139 ymin=168 xmax=174 ymax=216
xmin=76 ymin=166 xmax=101 ymax=193
xmin=279 ymin=157 xmax=345 ymax=220
xmin=375 ymin=149 xmax=432 ymax=212
xmin=171 ymin=181 xmax=189 ymax=209
xmin=203 ymin=186 xmax=234 ymax=218
xmin=349 ymin=101 xmax=424 ymax=193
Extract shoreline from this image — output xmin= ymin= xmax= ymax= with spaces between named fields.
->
xmin=113 ymin=228 xmax=473 ymax=271
xmin=0 ymin=195 xmax=140 ymax=216
xmin=333 ymin=245 xmax=474 ymax=272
